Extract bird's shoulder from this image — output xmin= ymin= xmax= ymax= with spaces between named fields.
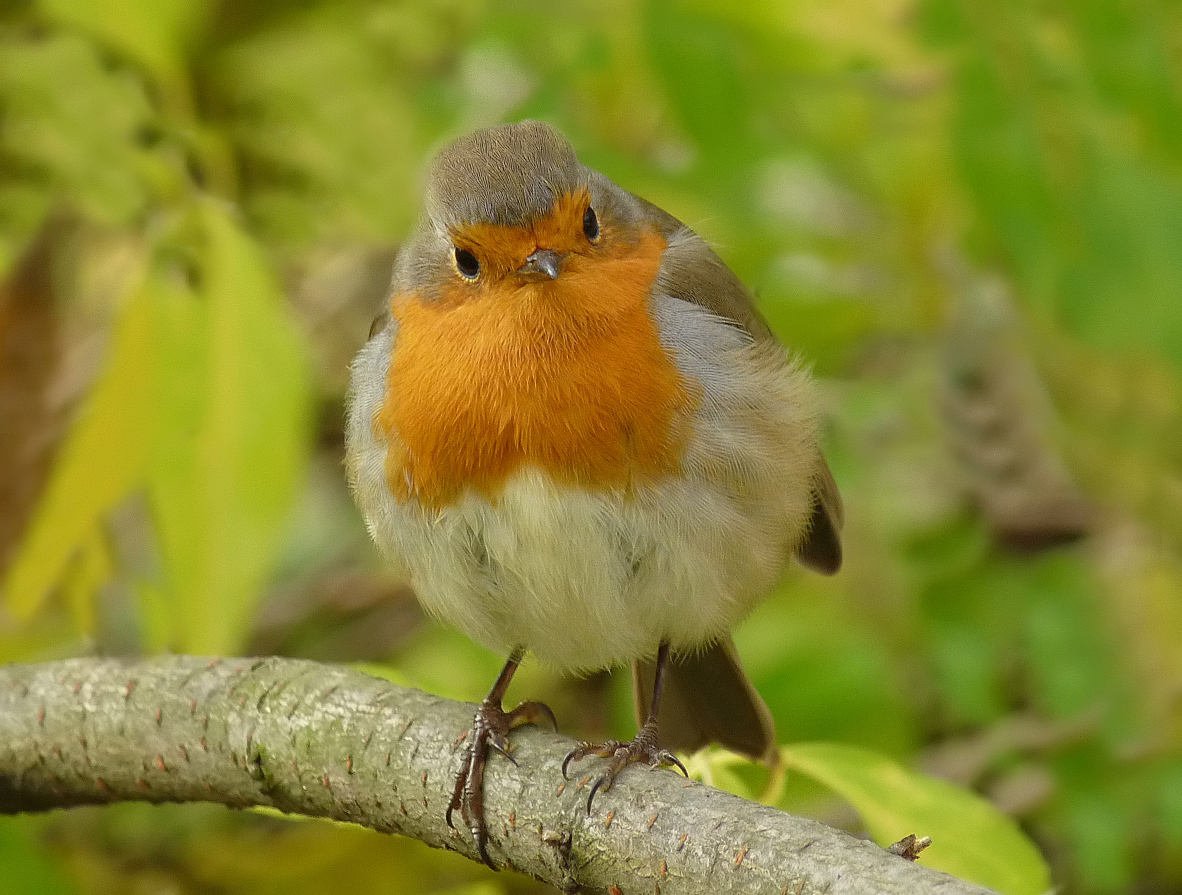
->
xmin=636 ymin=195 xmax=776 ymax=346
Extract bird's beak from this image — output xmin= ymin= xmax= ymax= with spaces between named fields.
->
xmin=518 ymin=249 xmax=565 ymax=280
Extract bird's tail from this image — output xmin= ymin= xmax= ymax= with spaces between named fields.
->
xmin=632 ymin=636 xmax=776 ymax=762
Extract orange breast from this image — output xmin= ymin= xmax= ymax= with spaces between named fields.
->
xmin=377 ymin=228 xmax=695 ymax=509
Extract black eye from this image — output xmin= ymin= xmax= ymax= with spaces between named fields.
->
xmin=583 ymin=206 xmax=599 ymax=241
xmin=454 ymin=247 xmax=480 ymax=279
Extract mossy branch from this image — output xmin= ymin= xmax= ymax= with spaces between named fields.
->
xmin=0 ymin=656 xmax=997 ymax=894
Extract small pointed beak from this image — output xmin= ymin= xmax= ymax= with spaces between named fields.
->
xmin=518 ymin=249 xmax=565 ymax=280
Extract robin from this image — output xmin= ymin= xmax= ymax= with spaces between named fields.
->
xmin=346 ymin=120 xmax=842 ymax=868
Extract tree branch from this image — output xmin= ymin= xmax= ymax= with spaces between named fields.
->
xmin=0 ymin=656 xmax=997 ymax=894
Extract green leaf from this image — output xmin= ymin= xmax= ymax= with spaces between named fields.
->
xmin=642 ymin=0 xmax=753 ymax=163
xmin=0 ymin=817 xmax=77 ymax=895
xmin=734 ymin=586 xmax=915 ymax=756
xmin=0 ymin=33 xmax=158 ymax=236
xmin=684 ymin=747 xmax=768 ymax=803
xmin=781 ymin=742 xmax=1051 ymax=895
xmin=3 ymin=202 xmax=312 ymax=654
xmin=36 ymin=0 xmax=209 ymax=107
xmin=942 ymin=3 xmax=1182 ymax=369
xmin=148 ymin=201 xmax=312 ymax=653
xmin=212 ymin=13 xmax=419 ymax=252
xmin=3 ymin=269 xmax=153 ymax=619
xmin=60 ymin=528 xmax=112 ymax=636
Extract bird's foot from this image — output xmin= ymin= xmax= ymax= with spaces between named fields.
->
xmin=447 ymin=698 xmax=556 ymax=868
xmin=561 ymin=720 xmax=688 ymax=814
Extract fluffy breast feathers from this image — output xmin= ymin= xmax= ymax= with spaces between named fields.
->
xmin=346 ymin=286 xmax=823 ymax=671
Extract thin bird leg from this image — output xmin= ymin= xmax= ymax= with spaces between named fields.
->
xmin=446 ymin=647 xmax=557 ymax=869
xmin=562 ymin=640 xmax=688 ymax=814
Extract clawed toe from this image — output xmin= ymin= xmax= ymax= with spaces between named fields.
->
xmin=508 ymin=699 xmax=558 ymax=732
xmin=657 ymin=749 xmax=689 ymax=778
xmin=561 ymin=725 xmax=685 ymax=814
xmin=562 ymin=739 xmax=621 ymax=779
xmin=447 ymin=694 xmax=556 ymax=869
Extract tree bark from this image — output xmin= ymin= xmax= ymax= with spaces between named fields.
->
xmin=0 ymin=656 xmax=997 ymax=895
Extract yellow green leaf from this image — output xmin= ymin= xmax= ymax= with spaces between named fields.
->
xmin=148 ymin=201 xmax=312 ymax=654
xmin=781 ymin=742 xmax=1051 ymax=895
xmin=133 ymin=579 xmax=175 ymax=654
xmin=60 ymin=529 xmax=112 ymax=636
xmin=3 ymin=272 xmax=153 ymax=620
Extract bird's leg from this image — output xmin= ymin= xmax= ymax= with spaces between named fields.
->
xmin=446 ymin=648 xmax=556 ymax=869
xmin=562 ymin=640 xmax=688 ymax=814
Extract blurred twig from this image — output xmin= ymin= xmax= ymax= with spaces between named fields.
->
xmin=937 ymin=251 xmax=1093 ymax=550
xmin=0 ymin=656 xmax=999 ymax=895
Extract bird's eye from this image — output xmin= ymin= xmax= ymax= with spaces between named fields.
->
xmin=453 ymin=247 xmax=480 ymax=279
xmin=583 ymin=206 xmax=599 ymax=242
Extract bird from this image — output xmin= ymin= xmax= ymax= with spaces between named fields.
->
xmin=345 ymin=120 xmax=842 ymax=868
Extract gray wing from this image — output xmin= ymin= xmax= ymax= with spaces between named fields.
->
xmin=640 ymin=195 xmax=844 ymax=575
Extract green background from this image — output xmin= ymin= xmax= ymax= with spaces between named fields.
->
xmin=1 ymin=0 xmax=1180 ymax=892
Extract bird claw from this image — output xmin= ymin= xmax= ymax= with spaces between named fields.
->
xmin=509 ymin=700 xmax=558 ymax=732
xmin=562 ymin=739 xmax=623 ymax=779
xmin=446 ymin=697 xmax=555 ymax=869
xmin=659 ymin=749 xmax=689 ymax=778
xmin=561 ymin=725 xmax=684 ymax=814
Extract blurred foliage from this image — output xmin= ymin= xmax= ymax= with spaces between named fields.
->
xmin=778 ymin=742 xmax=1048 ymax=894
xmin=0 ymin=0 xmax=1180 ymax=892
